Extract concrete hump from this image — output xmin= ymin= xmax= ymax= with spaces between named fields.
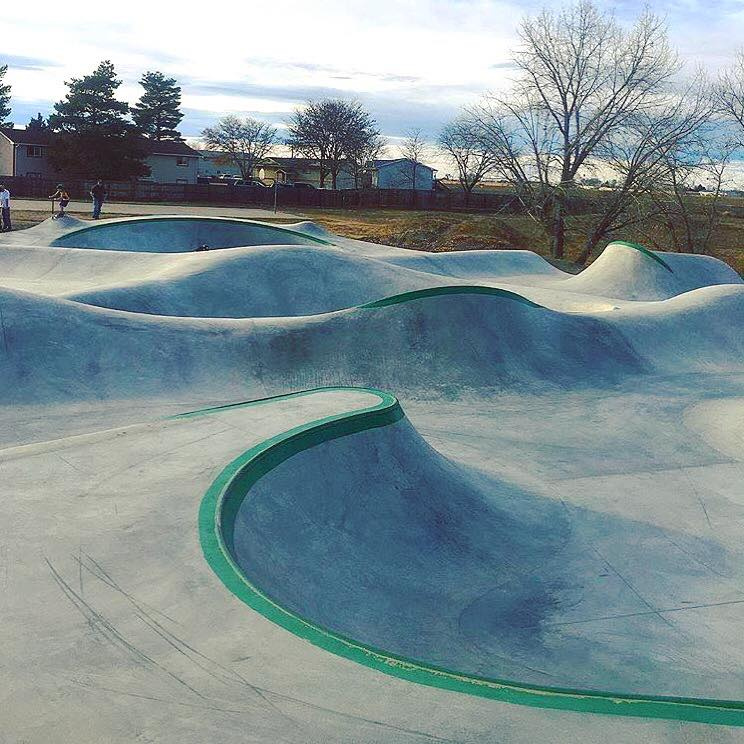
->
xmin=49 ymin=215 xmax=330 ymax=252
xmin=564 ymin=241 xmax=742 ymax=300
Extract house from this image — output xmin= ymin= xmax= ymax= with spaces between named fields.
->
xmin=141 ymin=139 xmax=200 ymax=183
xmin=0 ymin=127 xmax=201 ymax=183
xmin=0 ymin=127 xmax=57 ymax=179
xmin=256 ymin=157 xmax=356 ymax=189
xmin=368 ymin=158 xmax=436 ymax=190
xmin=197 ymin=150 xmax=243 ymax=179
xmin=199 ymin=153 xmax=357 ymax=188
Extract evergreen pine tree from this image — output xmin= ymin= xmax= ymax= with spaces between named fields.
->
xmin=131 ymin=71 xmax=184 ymax=141
xmin=47 ymin=60 xmax=149 ymax=179
xmin=27 ymin=113 xmax=48 ymax=132
xmin=0 ymin=66 xmax=12 ymax=125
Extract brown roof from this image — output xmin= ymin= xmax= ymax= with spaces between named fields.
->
xmin=0 ymin=127 xmax=51 ymax=146
xmin=0 ymin=128 xmax=199 ymax=158
xmin=141 ymin=139 xmax=199 ymax=157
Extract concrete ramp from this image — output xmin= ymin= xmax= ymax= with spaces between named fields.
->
xmin=562 ymin=241 xmax=741 ymax=300
xmin=3 ymin=214 xmax=744 ymax=741
xmin=0 ymin=286 xmax=649 ymax=405
xmin=64 ymin=245 xmax=442 ymax=317
xmin=223 ymin=399 xmax=744 ymax=701
xmin=49 ymin=215 xmax=330 ymax=252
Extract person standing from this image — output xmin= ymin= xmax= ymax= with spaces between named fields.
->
xmin=49 ymin=185 xmax=70 ymax=219
xmin=90 ymin=179 xmax=107 ymax=219
xmin=0 ymin=184 xmax=11 ymax=231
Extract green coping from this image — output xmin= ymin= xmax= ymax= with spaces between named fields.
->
xmin=56 ymin=215 xmax=333 ymax=246
xmin=360 ymin=285 xmax=544 ymax=309
xmin=195 ymin=386 xmax=744 ymax=727
xmin=609 ymin=241 xmax=674 ymax=273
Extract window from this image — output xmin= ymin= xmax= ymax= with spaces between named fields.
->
xmin=176 ymin=156 xmax=189 ymax=167
xmin=26 ymin=145 xmax=43 ymax=158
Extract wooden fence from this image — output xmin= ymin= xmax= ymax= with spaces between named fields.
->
xmin=1 ymin=175 xmax=600 ymax=214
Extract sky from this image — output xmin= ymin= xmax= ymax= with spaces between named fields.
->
xmin=3 ymin=0 xmax=744 ymax=173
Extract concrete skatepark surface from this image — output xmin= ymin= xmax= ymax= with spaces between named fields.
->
xmin=1 ymin=214 xmax=744 ymax=742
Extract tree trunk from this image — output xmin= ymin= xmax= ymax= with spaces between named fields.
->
xmin=331 ymin=170 xmax=338 ymax=189
xmin=577 ymin=218 xmax=612 ymax=265
xmin=550 ymin=200 xmax=565 ymax=259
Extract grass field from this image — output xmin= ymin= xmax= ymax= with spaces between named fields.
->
xmin=296 ymin=207 xmax=744 ymax=275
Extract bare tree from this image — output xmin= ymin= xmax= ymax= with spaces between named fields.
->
xmin=201 ymin=115 xmax=277 ymax=180
xmin=397 ymin=129 xmax=430 ymax=189
xmin=288 ymin=99 xmax=379 ymax=189
xmin=472 ymin=1 xmax=680 ymax=259
xmin=643 ymin=124 xmax=736 ymax=254
xmin=572 ymin=71 xmax=714 ymax=262
xmin=717 ymin=49 xmax=744 ymax=139
xmin=439 ymin=115 xmax=496 ymax=202
xmin=347 ymin=133 xmax=387 ymax=188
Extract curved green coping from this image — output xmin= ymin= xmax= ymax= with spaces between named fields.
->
xmin=52 ymin=215 xmax=333 ymax=247
xmin=360 ymin=285 xmax=544 ymax=309
xmin=196 ymin=385 xmax=744 ymax=726
xmin=609 ymin=240 xmax=674 ymax=274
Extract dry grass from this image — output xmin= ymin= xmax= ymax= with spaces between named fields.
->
xmin=298 ymin=207 xmax=744 ymax=275
xmin=6 ymin=204 xmax=742 ymax=276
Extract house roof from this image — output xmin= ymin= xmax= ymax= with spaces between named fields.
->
xmin=141 ymin=139 xmax=200 ymax=157
xmin=262 ymin=157 xmax=324 ymax=168
xmin=0 ymin=128 xmax=200 ymax=158
xmin=0 ymin=127 xmax=51 ymax=146
xmin=371 ymin=157 xmax=436 ymax=172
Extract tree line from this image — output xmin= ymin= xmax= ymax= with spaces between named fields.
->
xmin=3 ymin=1 xmax=744 ymax=260
xmin=436 ymin=1 xmax=744 ymax=261
xmin=0 ymin=61 xmax=184 ymax=179
xmin=0 ymin=62 xmax=424 ymax=189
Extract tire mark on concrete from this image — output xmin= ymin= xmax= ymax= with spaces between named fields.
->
xmin=45 ymin=556 xmax=205 ymax=699
xmin=76 ymin=552 xmax=298 ymax=729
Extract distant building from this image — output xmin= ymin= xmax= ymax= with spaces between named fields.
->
xmin=258 ymin=157 xmax=356 ymax=189
xmin=258 ymin=157 xmax=437 ymax=190
xmin=0 ymin=127 xmax=57 ymax=179
xmin=141 ymin=140 xmax=200 ymax=183
xmin=197 ymin=150 xmax=243 ymax=179
xmin=368 ymin=158 xmax=436 ymax=190
xmin=0 ymin=127 xmax=201 ymax=183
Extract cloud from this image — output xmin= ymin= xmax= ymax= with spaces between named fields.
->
xmin=1 ymin=54 xmax=59 ymax=71
xmin=3 ymin=0 xmax=744 ymax=146
xmin=181 ymin=87 xmax=463 ymax=140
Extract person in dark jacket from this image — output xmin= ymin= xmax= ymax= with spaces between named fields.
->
xmin=90 ymin=180 xmax=107 ymax=219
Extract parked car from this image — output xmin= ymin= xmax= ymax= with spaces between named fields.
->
xmin=227 ymin=178 xmax=268 ymax=188
xmin=293 ymin=182 xmax=316 ymax=190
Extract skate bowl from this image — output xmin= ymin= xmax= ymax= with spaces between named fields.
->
xmin=198 ymin=388 xmax=744 ymax=726
xmin=49 ymin=215 xmax=332 ymax=252
xmin=3 ymin=214 xmax=744 ymax=742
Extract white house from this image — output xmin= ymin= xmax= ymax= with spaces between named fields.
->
xmin=141 ymin=139 xmax=200 ymax=183
xmin=369 ymin=158 xmax=436 ymax=190
xmin=0 ymin=127 xmax=58 ymax=178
